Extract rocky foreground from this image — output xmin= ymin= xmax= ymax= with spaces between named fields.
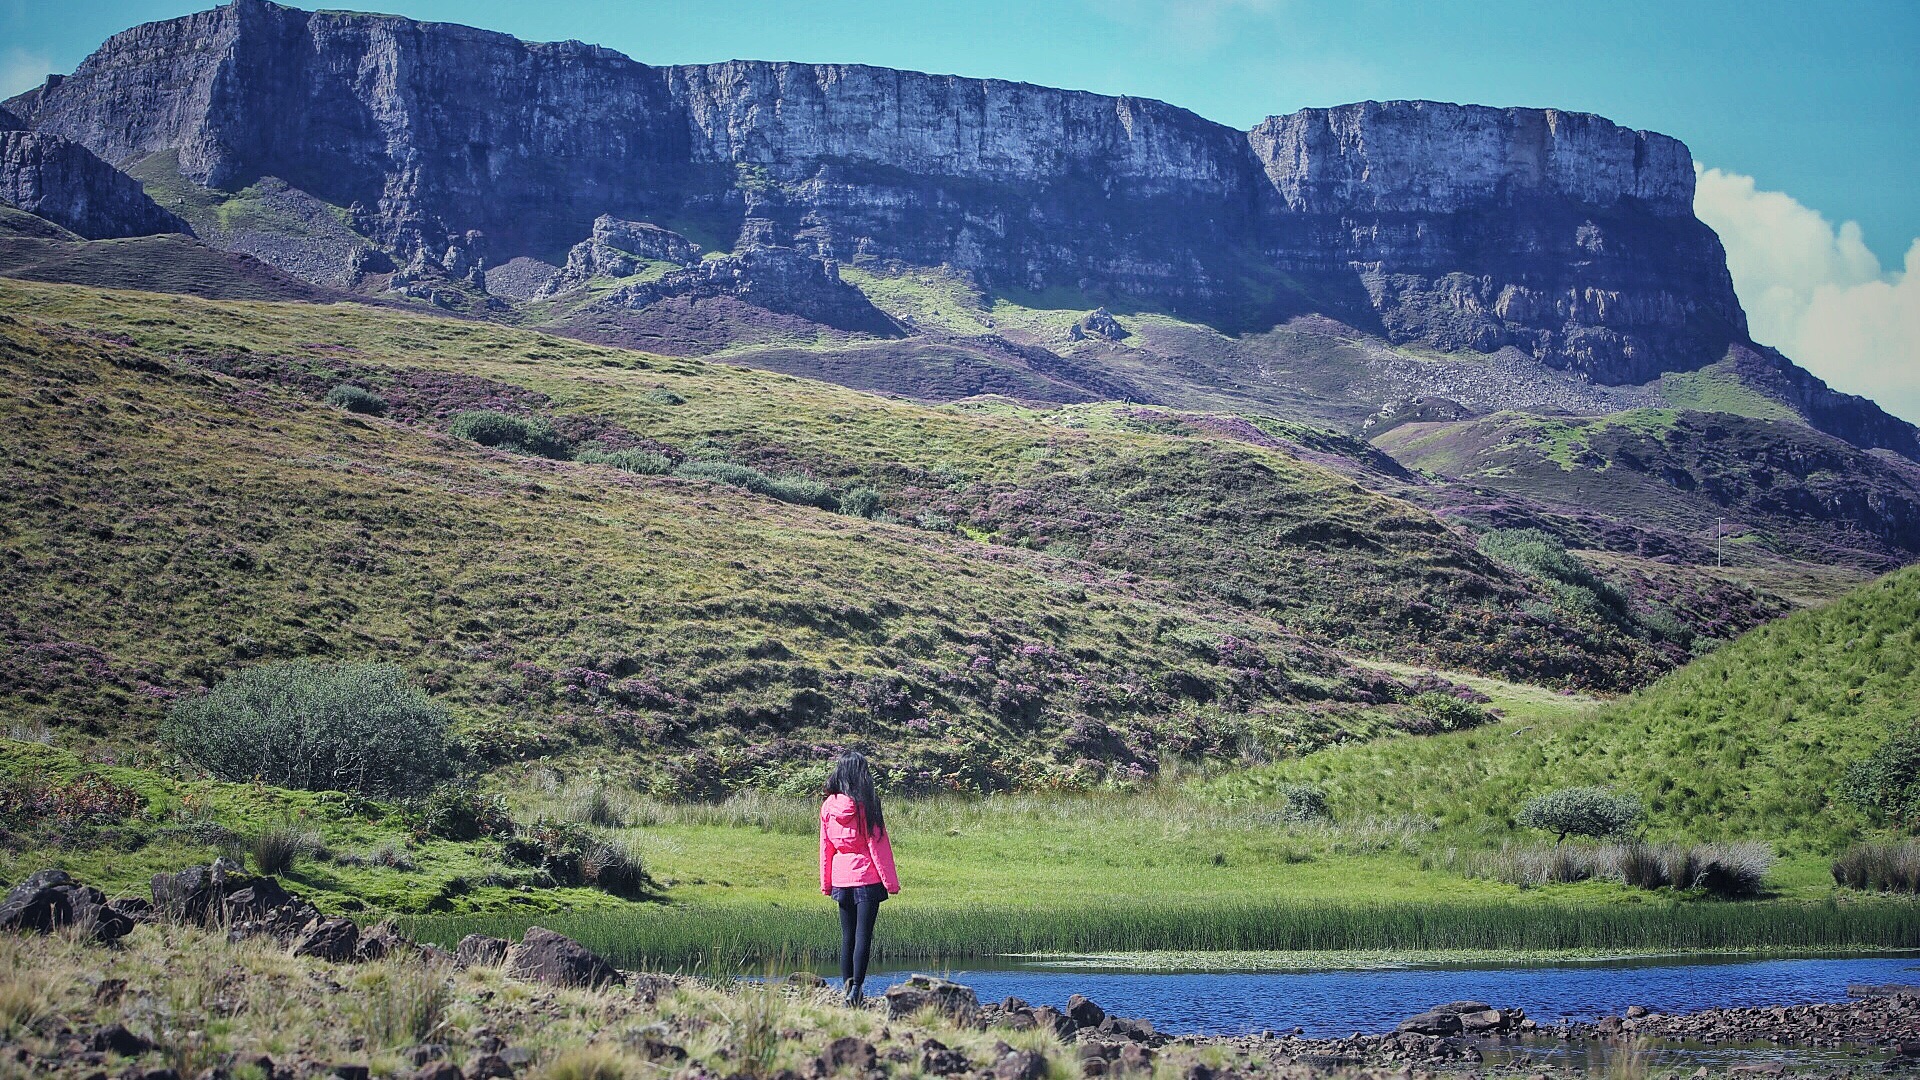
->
xmin=3 ymin=867 xmax=1918 ymax=1080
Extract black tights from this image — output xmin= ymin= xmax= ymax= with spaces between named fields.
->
xmin=835 ymin=883 xmax=885 ymax=986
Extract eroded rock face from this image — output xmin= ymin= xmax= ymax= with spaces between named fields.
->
xmin=6 ymin=0 xmax=1744 ymax=384
xmin=0 ymin=130 xmax=187 ymax=239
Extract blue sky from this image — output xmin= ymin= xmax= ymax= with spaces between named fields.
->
xmin=4 ymin=0 xmax=1917 ymax=416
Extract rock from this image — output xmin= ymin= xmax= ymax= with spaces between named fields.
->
xmin=993 ymin=1050 xmax=1047 ymax=1080
xmin=1067 ymin=994 xmax=1106 ymax=1029
xmin=538 ymin=217 xmax=700 ymax=298
xmin=919 ymin=1039 xmax=970 ymax=1076
xmin=0 ymin=131 xmax=189 ymax=239
xmin=289 ymin=917 xmax=360 ymax=962
xmin=1183 ymin=1065 xmax=1216 ymax=1080
xmin=1030 ymin=1004 xmax=1070 ymax=1035
xmin=1594 ymin=1015 xmax=1624 ymax=1035
xmin=1116 ymin=1044 xmax=1154 ymax=1073
xmin=1625 ymin=1004 xmax=1649 ymax=1019
xmin=504 ymin=927 xmax=622 ymax=989
xmin=884 ymin=974 xmax=978 ymax=1022
xmin=1428 ymin=1000 xmax=1491 ymax=1015
xmin=495 ymin=1049 xmax=534 ymax=1069
xmin=598 ymin=245 xmax=897 ymax=334
xmin=355 ymin=918 xmax=412 ymax=961
xmin=454 ymin=935 xmax=509 ymax=969
xmin=87 ymin=1024 xmax=155 ymax=1056
xmin=1728 ymin=1064 xmax=1785 ymax=1077
xmin=629 ymin=973 xmax=674 ymax=1004
xmin=0 ymin=869 xmax=134 ymax=943
xmin=1898 ymin=1039 xmax=1920 ymax=1058
xmin=1070 ymin=308 xmax=1129 ymax=342
xmin=813 ymin=1037 xmax=875 ymax=1074
xmin=410 ymin=1065 xmax=461 ymax=1080
xmin=1457 ymin=1009 xmax=1504 ymax=1032
xmin=419 ymin=944 xmax=456 ymax=966
xmin=785 ymin=971 xmax=829 ymax=989
xmin=404 ymin=1046 xmax=447 ymax=1067
xmin=106 ymin=897 xmax=154 ymax=924
xmin=223 ymin=879 xmax=295 ymax=922
xmin=1394 ymin=1011 xmax=1463 ymax=1036
xmin=463 ymin=1055 xmax=513 ymax=1080
xmin=94 ymin=978 xmax=129 ymax=1004
xmin=320 ymin=1066 xmax=369 ymax=1080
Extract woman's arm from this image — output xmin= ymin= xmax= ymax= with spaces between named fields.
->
xmin=869 ymin=826 xmax=901 ymax=894
xmin=820 ymin=814 xmax=834 ymax=894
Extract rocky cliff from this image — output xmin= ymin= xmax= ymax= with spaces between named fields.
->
xmin=6 ymin=0 xmax=1751 ymax=386
xmin=0 ymin=128 xmax=188 ymax=240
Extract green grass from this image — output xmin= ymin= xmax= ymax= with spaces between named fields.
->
xmin=1205 ymin=564 xmax=1920 ymax=855
xmin=408 ymin=896 xmax=1920 ymax=969
xmin=1656 ymin=361 xmax=1801 ymax=422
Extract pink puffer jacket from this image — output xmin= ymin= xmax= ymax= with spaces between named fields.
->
xmin=819 ymin=793 xmax=900 ymax=893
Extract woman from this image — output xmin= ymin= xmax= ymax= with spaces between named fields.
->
xmin=819 ymin=751 xmax=899 ymax=1005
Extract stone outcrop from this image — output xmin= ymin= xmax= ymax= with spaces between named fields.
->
xmin=0 ymin=129 xmax=188 ymax=239
xmin=0 ymin=869 xmax=135 ymax=943
xmin=537 ymin=215 xmax=700 ymax=297
xmin=6 ymin=0 xmax=1742 ymax=383
xmin=504 ymin=926 xmax=623 ymax=989
xmin=599 ymin=245 xmax=897 ymax=333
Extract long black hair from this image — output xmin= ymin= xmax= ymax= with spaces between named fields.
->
xmin=824 ymin=751 xmax=885 ymax=836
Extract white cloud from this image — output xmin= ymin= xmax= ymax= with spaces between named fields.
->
xmin=1695 ymin=165 xmax=1920 ymax=425
xmin=1 ymin=46 xmax=53 ymax=100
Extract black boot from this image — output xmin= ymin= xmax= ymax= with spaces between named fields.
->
xmin=843 ymin=979 xmax=864 ymax=1007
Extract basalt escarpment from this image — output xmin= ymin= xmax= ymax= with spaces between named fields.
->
xmin=7 ymin=0 xmax=1743 ymax=384
xmin=0 ymin=127 xmax=187 ymax=240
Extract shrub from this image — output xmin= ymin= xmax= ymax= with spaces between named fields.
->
xmin=672 ymin=460 xmax=838 ymax=510
xmin=838 ymin=485 xmax=883 ymax=519
xmin=1831 ymin=839 xmax=1920 ymax=893
xmin=0 ymin=773 xmax=144 ymax=828
xmin=644 ymin=388 xmax=686 ymax=406
xmin=249 ymin=817 xmax=322 ymax=875
xmin=574 ymin=447 xmax=673 ymax=475
xmin=1837 ymin=720 xmax=1920 ymax=831
xmin=504 ymin=820 xmax=653 ymax=898
xmin=324 ymin=384 xmax=388 ymax=416
xmin=1477 ymin=528 xmax=1630 ymax=622
xmin=1516 ymin=786 xmax=1643 ymax=842
xmin=416 ymin=784 xmax=514 ymax=841
xmin=1399 ymin=692 xmax=1493 ymax=735
xmin=1269 ymin=782 xmax=1330 ymax=823
xmin=163 ymin=661 xmax=451 ymax=798
xmin=446 ymin=410 xmax=569 ymax=458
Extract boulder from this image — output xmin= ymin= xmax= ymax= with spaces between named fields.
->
xmin=412 ymin=1065 xmax=462 ymax=1080
xmin=224 ymin=878 xmax=295 ymax=921
xmin=106 ymin=896 xmax=154 ymax=924
xmin=883 ymin=974 xmax=978 ymax=1022
xmin=464 ymin=1055 xmax=514 ymax=1080
xmin=1067 ymin=993 xmax=1106 ymax=1029
xmin=1395 ymin=1010 xmax=1463 ymax=1036
xmin=455 ymin=934 xmax=510 ymax=968
xmin=994 ymin=1050 xmax=1048 ymax=1080
xmin=0 ymin=868 xmax=134 ymax=942
xmin=504 ymin=926 xmax=623 ymax=989
xmin=1031 ymin=1004 xmax=1071 ymax=1035
xmin=356 ymin=918 xmax=413 ymax=961
xmin=814 ymin=1036 xmax=876 ymax=1074
xmin=919 ymin=1039 xmax=970 ymax=1076
xmin=1070 ymin=307 xmax=1130 ymax=342
xmin=87 ymin=1022 xmax=155 ymax=1056
xmin=785 ymin=971 xmax=829 ymax=989
xmin=290 ymin=916 xmax=360 ymax=962
xmin=1458 ymin=1008 xmax=1505 ymax=1032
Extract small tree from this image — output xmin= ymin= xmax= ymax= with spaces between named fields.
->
xmin=1838 ymin=721 xmax=1920 ymax=831
xmin=163 ymin=661 xmax=451 ymax=798
xmin=1517 ymin=786 xmax=1643 ymax=843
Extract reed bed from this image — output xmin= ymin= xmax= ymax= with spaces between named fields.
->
xmin=404 ymin=897 xmax=1920 ymax=971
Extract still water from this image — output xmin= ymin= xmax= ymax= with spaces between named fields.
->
xmin=850 ymin=954 xmax=1920 ymax=1038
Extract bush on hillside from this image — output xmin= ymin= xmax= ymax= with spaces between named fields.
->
xmin=163 ymin=661 xmax=452 ymax=798
xmin=413 ymin=784 xmax=515 ymax=842
xmin=574 ymin=447 xmax=673 ymax=475
xmin=1516 ymin=786 xmax=1643 ymax=842
xmin=1477 ymin=528 xmax=1630 ymax=621
xmin=1397 ymin=691 xmax=1494 ymax=735
xmin=1831 ymin=839 xmax=1920 ymax=893
xmin=1267 ymin=782 xmax=1330 ymax=823
xmin=504 ymin=820 xmax=652 ymax=898
xmin=672 ymin=459 xmax=839 ymax=510
xmin=324 ymin=384 xmax=388 ymax=416
xmin=838 ymin=485 xmax=883 ymax=519
xmin=1837 ymin=720 xmax=1920 ymax=831
xmin=447 ymin=410 xmax=569 ymax=458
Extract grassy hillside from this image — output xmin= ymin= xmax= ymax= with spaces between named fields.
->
xmin=1210 ymin=564 xmax=1920 ymax=854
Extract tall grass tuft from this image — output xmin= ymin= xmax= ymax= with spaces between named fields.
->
xmin=348 ymin=959 xmax=454 ymax=1047
xmin=1831 ymin=839 xmax=1920 ymax=893
xmin=1442 ymin=841 xmax=1771 ymax=896
xmin=249 ymin=817 xmax=322 ymax=875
